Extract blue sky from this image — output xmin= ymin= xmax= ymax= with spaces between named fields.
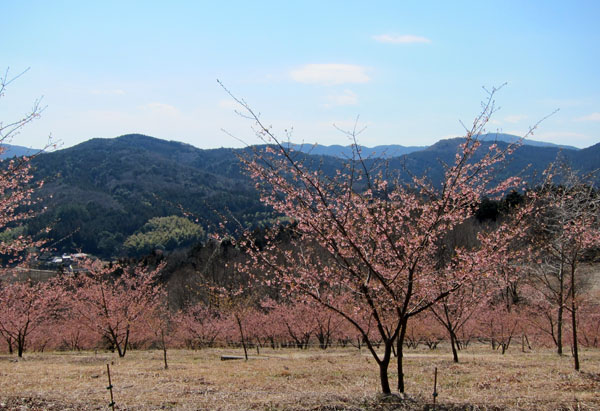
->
xmin=2 ymin=1 xmax=600 ymax=149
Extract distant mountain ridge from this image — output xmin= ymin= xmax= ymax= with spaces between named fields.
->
xmin=477 ymin=133 xmax=579 ymax=150
xmin=288 ymin=143 xmax=426 ymax=158
xmin=17 ymin=133 xmax=599 ymax=258
xmin=0 ymin=143 xmax=40 ymax=159
xmin=5 ymin=132 xmax=580 ymax=161
xmin=288 ymin=133 xmax=580 ymax=159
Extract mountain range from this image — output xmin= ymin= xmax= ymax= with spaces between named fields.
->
xmin=0 ymin=143 xmax=40 ymax=159
xmin=288 ymin=133 xmax=578 ymax=158
xmin=5 ymin=133 xmax=597 ymax=258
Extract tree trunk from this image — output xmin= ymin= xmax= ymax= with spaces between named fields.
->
xmin=397 ymin=317 xmax=408 ymax=393
xmin=7 ymin=336 xmax=13 ymax=355
xmin=17 ymin=337 xmax=24 ymax=358
xmin=161 ymin=330 xmax=168 ymax=369
xmin=450 ymin=330 xmax=459 ymax=363
xmin=113 ymin=327 xmax=129 ymax=358
xmin=15 ymin=330 xmax=26 ymax=358
xmin=121 ymin=328 xmax=130 ymax=357
xmin=557 ymin=303 xmax=563 ymax=355
xmin=235 ymin=314 xmax=248 ymax=361
xmin=571 ymin=264 xmax=580 ymax=371
xmin=557 ymin=262 xmax=564 ymax=355
xmin=379 ymin=341 xmax=393 ymax=394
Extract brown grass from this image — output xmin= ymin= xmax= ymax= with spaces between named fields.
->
xmin=0 ymin=345 xmax=599 ymax=410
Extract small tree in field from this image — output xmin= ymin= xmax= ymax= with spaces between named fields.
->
xmin=272 ymin=300 xmax=315 ymax=349
xmin=52 ymin=314 xmax=101 ymax=351
xmin=220 ymin=294 xmax=256 ymax=360
xmin=0 ymin=279 xmax=63 ymax=357
xmin=140 ymin=298 xmax=172 ymax=369
xmin=227 ymin=83 xmax=534 ymax=394
xmin=429 ymin=280 xmax=482 ymax=362
xmin=529 ymin=164 xmax=600 ymax=370
xmin=67 ymin=260 xmax=165 ymax=357
xmin=174 ymin=303 xmax=225 ymax=349
xmin=578 ymin=290 xmax=600 ymax=349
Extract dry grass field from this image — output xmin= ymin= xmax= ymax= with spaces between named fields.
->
xmin=0 ymin=345 xmax=599 ymax=410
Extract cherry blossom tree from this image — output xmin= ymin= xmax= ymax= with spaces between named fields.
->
xmin=53 ymin=315 xmax=101 ymax=351
xmin=223 ymin=296 xmax=256 ymax=360
xmin=466 ymin=196 xmax=537 ymax=355
xmin=578 ymin=291 xmax=600 ymax=348
xmin=528 ymin=164 xmax=600 ymax=370
xmin=429 ymin=280 xmax=482 ymax=362
xmin=273 ymin=301 xmax=315 ymax=349
xmin=66 ymin=260 xmax=165 ymax=357
xmin=0 ymin=68 xmax=47 ymax=266
xmin=140 ymin=299 xmax=172 ymax=369
xmin=248 ymin=301 xmax=287 ymax=349
xmin=410 ymin=311 xmax=446 ymax=350
xmin=226 ymin=82 xmax=535 ymax=394
xmin=0 ymin=279 xmax=64 ymax=357
xmin=310 ymin=299 xmax=344 ymax=349
xmin=0 ymin=69 xmax=59 ymax=360
xmin=173 ymin=303 xmax=225 ymax=349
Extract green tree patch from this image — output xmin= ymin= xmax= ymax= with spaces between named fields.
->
xmin=124 ymin=215 xmax=205 ymax=256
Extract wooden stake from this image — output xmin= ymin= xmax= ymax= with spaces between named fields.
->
xmin=106 ymin=364 xmax=115 ymax=411
xmin=433 ymin=367 xmax=438 ymax=410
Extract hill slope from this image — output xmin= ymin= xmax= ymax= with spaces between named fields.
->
xmin=0 ymin=143 xmax=40 ymax=159
xmin=28 ymin=135 xmax=268 ymax=256
xmin=24 ymin=134 xmax=598 ymax=257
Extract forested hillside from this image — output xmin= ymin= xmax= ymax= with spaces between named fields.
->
xmin=20 ymin=133 xmax=599 ymax=258
xmin=26 ymin=135 xmax=269 ymax=257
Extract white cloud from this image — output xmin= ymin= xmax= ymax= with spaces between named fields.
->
xmin=290 ymin=64 xmax=370 ymax=86
xmin=575 ymin=112 xmax=600 ymax=122
xmin=503 ymin=114 xmax=528 ymax=124
xmin=372 ymin=34 xmax=431 ymax=44
xmin=323 ymin=90 xmax=359 ymax=108
xmin=90 ymin=89 xmax=125 ymax=96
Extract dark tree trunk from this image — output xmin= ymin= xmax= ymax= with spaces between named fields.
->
xmin=7 ymin=336 xmax=13 ymax=355
xmin=557 ymin=303 xmax=563 ymax=355
xmin=397 ymin=317 xmax=408 ymax=393
xmin=571 ymin=265 xmax=580 ymax=371
xmin=557 ymin=261 xmax=565 ymax=355
xmin=235 ymin=314 xmax=248 ymax=361
xmin=161 ymin=330 xmax=168 ymax=369
xmin=450 ymin=330 xmax=459 ymax=363
xmin=379 ymin=341 xmax=393 ymax=394
xmin=16 ymin=329 xmax=26 ymax=358
xmin=113 ymin=327 xmax=129 ymax=358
